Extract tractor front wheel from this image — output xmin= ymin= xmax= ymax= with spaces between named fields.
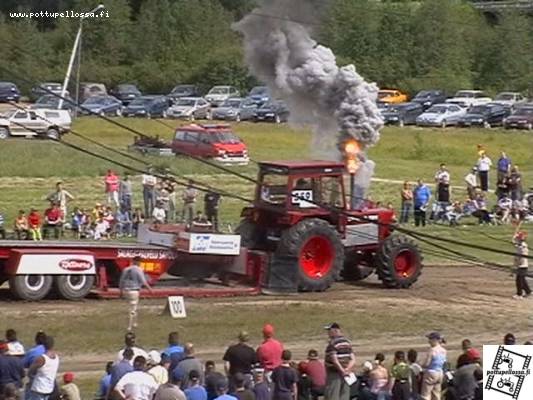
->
xmin=376 ymin=235 xmax=422 ymax=288
xmin=277 ymin=219 xmax=344 ymax=291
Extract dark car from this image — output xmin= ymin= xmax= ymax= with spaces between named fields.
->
xmin=81 ymin=95 xmax=123 ymax=116
xmin=30 ymin=95 xmax=77 ymax=112
xmin=30 ymin=82 xmax=65 ymax=102
xmin=412 ymin=90 xmax=447 ymax=109
xmin=0 ymin=82 xmax=20 ymax=103
xmin=168 ymin=85 xmax=200 ymax=102
xmin=110 ymin=84 xmax=141 ymax=105
xmin=503 ymin=104 xmax=533 ymax=130
xmin=123 ymin=95 xmax=170 ymax=118
xmin=457 ymin=103 xmax=510 ymax=128
xmin=381 ymin=102 xmax=424 ymax=126
xmin=247 ymin=86 xmax=271 ymax=106
xmin=253 ymin=100 xmax=289 ymax=123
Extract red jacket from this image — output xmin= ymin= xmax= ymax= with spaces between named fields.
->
xmin=28 ymin=212 xmax=41 ymax=228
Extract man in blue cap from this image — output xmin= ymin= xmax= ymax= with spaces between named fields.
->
xmin=154 ymin=367 xmax=186 ymax=400
xmin=421 ymin=332 xmax=447 ymax=400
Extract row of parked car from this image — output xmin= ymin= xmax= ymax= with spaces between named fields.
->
xmin=379 ymin=89 xmax=533 ymax=130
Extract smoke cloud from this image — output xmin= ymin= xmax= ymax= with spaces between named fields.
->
xmin=233 ymin=0 xmax=383 ymax=162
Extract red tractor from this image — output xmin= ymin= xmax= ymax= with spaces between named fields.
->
xmin=237 ymin=160 xmax=423 ymax=292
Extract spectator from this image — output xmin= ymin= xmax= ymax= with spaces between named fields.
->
xmin=119 ymin=173 xmax=133 ymax=211
xmin=271 ymin=350 xmax=298 ymax=400
xmin=223 ymin=331 xmax=257 ymax=391
xmin=46 ymin=182 xmax=74 ymax=218
xmin=390 ymin=351 xmax=410 ymax=400
xmin=5 ymin=329 xmax=24 ymax=357
xmin=109 ymin=348 xmax=134 ymax=396
xmin=513 ymin=230 xmax=531 ymax=299
xmin=252 ymin=368 xmax=270 ymax=400
xmin=142 ymin=168 xmax=157 ymax=217
xmin=399 ymin=181 xmax=413 ymax=224
xmin=183 ymin=370 xmax=207 ymax=400
xmin=204 ymin=191 xmax=221 ymax=231
xmin=507 ymin=166 xmax=523 ymax=201
xmin=155 ymin=367 xmax=186 ymax=400
xmin=28 ymin=336 xmax=59 ymax=400
xmin=420 ymin=332 xmax=447 ymax=400
xmin=13 ymin=210 xmax=29 ymax=240
xmin=472 ymin=192 xmax=492 ymax=225
xmin=182 ymin=181 xmax=198 ymax=224
xmin=504 ymin=333 xmax=516 ymax=345
xmin=0 ymin=340 xmax=25 ymax=392
xmin=205 ymin=361 xmax=225 ymax=400
xmin=93 ymin=215 xmax=109 ymax=241
xmin=119 ymin=257 xmax=153 ymax=331
xmin=496 ymin=194 xmax=513 ymax=224
xmin=453 ymin=351 xmax=480 ymax=400
xmin=94 ymin=361 xmax=113 ymax=400
xmin=464 ymin=168 xmax=478 ymax=200
xmin=324 ymin=323 xmax=354 ymax=400
xmin=296 ymin=362 xmax=311 ymax=400
xmin=114 ymin=356 xmax=159 ymax=400
xmin=305 ymin=350 xmax=325 ymax=400
xmin=116 ymin=332 xmax=149 ymax=364
xmin=132 ymin=208 xmax=146 ymax=236
xmin=369 ymin=353 xmax=389 ymax=399
xmin=60 ymin=372 xmax=81 ymax=400
xmin=476 ymin=153 xmax=492 ymax=192
xmin=473 ymin=368 xmax=483 ymax=400
xmin=105 ymin=170 xmax=120 ymax=207
xmin=457 ymin=339 xmax=472 ymax=368
xmin=92 ymin=203 xmax=104 ymax=221
xmin=43 ymin=202 xmax=63 ymax=239
xmin=163 ymin=332 xmax=185 ymax=372
xmin=157 ymin=184 xmax=171 ymax=221
xmin=434 ymin=163 xmax=451 ymax=212
xmin=70 ymin=208 xmax=86 ymax=239
xmin=191 ymin=211 xmax=213 ymax=230
xmin=407 ymin=349 xmax=422 ymax=399
xmin=116 ymin=207 xmax=133 ymax=237
xmin=213 ymin=379 xmax=237 ymax=400
xmin=176 ymin=343 xmax=204 ymax=389
xmin=3 ymin=383 xmax=19 ymax=400
xmin=153 ymin=201 xmax=167 ymax=224
xmin=413 ymin=179 xmax=431 ymax=227
xmin=497 ymin=151 xmax=512 ymax=184
xmin=256 ymin=324 xmax=283 ymax=375
xmin=165 ymin=179 xmax=177 ymax=222
xmin=23 ymin=331 xmax=47 ymax=368
xmin=147 ymin=350 xmax=169 ymax=385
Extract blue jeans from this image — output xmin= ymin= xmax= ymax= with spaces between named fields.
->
xmin=400 ymin=201 xmax=412 ymax=223
xmin=27 ymin=392 xmax=50 ymax=400
xmin=143 ymin=186 xmax=155 ymax=217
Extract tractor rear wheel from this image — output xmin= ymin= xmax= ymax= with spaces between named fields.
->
xmin=376 ymin=235 xmax=422 ymax=288
xmin=342 ymin=251 xmax=374 ymax=281
xmin=277 ymin=219 xmax=344 ymax=291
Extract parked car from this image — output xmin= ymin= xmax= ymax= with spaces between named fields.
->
xmin=411 ymin=90 xmax=447 ymax=109
xmin=457 ymin=103 xmax=510 ymax=128
xmin=30 ymin=82 xmax=66 ymax=102
xmin=80 ymin=95 xmax=123 ymax=116
xmin=253 ymin=100 xmax=290 ymax=123
xmin=31 ymin=95 xmax=77 ymax=113
xmin=79 ymin=82 xmax=108 ymax=102
xmin=446 ymin=90 xmax=492 ymax=108
xmin=378 ymin=89 xmax=408 ymax=104
xmin=382 ymin=102 xmax=424 ymax=126
xmin=416 ymin=103 xmax=466 ymax=127
xmin=172 ymin=123 xmax=249 ymax=164
xmin=168 ymin=85 xmax=200 ymax=102
xmin=167 ymin=97 xmax=211 ymax=120
xmin=205 ymin=85 xmax=240 ymax=107
xmin=122 ymin=96 xmax=170 ymax=118
xmin=492 ymin=92 xmax=527 ymax=109
xmin=110 ymin=84 xmax=141 ymax=105
xmin=0 ymin=82 xmax=21 ymax=103
xmin=212 ymin=98 xmax=258 ymax=121
xmin=0 ymin=108 xmax=71 ymax=140
xmin=503 ymin=104 xmax=533 ymax=130
xmin=247 ymin=86 xmax=271 ymax=106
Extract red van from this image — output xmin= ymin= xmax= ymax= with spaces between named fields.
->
xmin=172 ymin=124 xmax=249 ymax=164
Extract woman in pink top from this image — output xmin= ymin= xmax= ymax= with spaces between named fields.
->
xmin=369 ymin=353 xmax=390 ymax=399
xmin=105 ymin=170 xmax=120 ymax=207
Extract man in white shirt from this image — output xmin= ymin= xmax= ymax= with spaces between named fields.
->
xmin=142 ymin=168 xmax=158 ymax=217
xmin=114 ymin=356 xmax=159 ymax=400
xmin=476 ymin=154 xmax=492 ymax=192
xmin=464 ymin=167 xmax=478 ymax=200
xmin=152 ymin=202 xmax=166 ymax=224
xmin=434 ymin=164 xmax=450 ymax=185
xmin=513 ymin=230 xmax=531 ymax=299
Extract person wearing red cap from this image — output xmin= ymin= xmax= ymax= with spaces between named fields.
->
xmin=256 ymin=324 xmax=283 ymax=379
xmin=513 ymin=230 xmax=531 ymax=299
xmin=60 ymin=372 xmax=81 ymax=400
xmin=453 ymin=349 xmax=481 ymax=400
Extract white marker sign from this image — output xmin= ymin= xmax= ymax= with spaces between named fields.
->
xmin=167 ymin=296 xmax=187 ymax=319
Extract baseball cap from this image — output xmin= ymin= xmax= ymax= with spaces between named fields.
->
xmin=426 ymin=331 xmax=442 ymax=341
xmin=262 ymin=324 xmax=274 ymax=336
xmin=324 ymin=322 xmax=341 ymax=330
xmin=466 ymin=348 xmax=481 ymax=362
xmin=148 ymin=350 xmax=161 ymax=366
xmin=63 ymin=372 xmax=74 ymax=383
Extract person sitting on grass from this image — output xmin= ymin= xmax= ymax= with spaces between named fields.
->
xmin=93 ymin=214 xmax=110 ymax=241
xmin=14 ymin=210 xmax=29 ymax=240
xmin=103 ymin=206 xmax=116 ymax=237
xmin=43 ymin=201 xmax=63 ymax=239
xmin=71 ymin=208 xmax=86 ymax=239
xmin=28 ymin=208 xmax=42 ymax=241
xmin=116 ymin=207 xmax=133 ymax=238
xmin=152 ymin=201 xmax=166 ymax=225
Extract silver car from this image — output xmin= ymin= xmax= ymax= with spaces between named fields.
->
xmin=167 ymin=97 xmax=211 ymax=120
xmin=205 ymin=85 xmax=240 ymax=107
xmin=211 ymin=98 xmax=257 ymax=121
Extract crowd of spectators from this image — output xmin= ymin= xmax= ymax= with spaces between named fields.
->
xmin=5 ymin=323 xmax=527 ymax=400
xmin=0 ymin=168 xmax=222 ymax=241
xmin=398 ymin=149 xmax=532 ymax=227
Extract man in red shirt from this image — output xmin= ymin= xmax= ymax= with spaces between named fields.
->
xmin=43 ymin=202 xmax=63 ymax=239
xmin=256 ymin=324 xmax=283 ymax=380
xmin=105 ymin=170 xmax=120 ymax=207
xmin=306 ymin=349 xmax=326 ymax=399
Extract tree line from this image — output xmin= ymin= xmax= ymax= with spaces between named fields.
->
xmin=0 ymin=0 xmax=532 ymax=97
